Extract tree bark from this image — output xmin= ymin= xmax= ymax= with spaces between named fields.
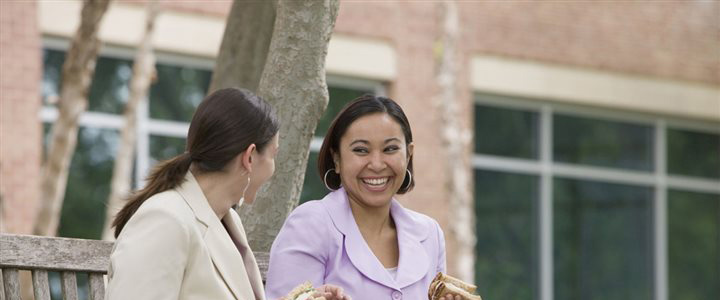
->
xmin=435 ymin=0 xmax=476 ymax=282
xmin=209 ymin=0 xmax=276 ymax=93
xmin=102 ymin=0 xmax=159 ymax=241
xmin=238 ymin=0 xmax=340 ymax=252
xmin=34 ymin=0 xmax=111 ymax=236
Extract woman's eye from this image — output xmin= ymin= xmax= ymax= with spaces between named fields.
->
xmin=352 ymin=147 xmax=368 ymax=154
xmin=384 ymin=146 xmax=400 ymax=152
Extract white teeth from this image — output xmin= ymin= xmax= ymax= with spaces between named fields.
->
xmin=362 ymin=178 xmax=388 ymax=186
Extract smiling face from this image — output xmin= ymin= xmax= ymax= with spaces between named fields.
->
xmin=243 ymin=133 xmax=279 ymax=204
xmin=333 ymin=113 xmax=414 ymax=209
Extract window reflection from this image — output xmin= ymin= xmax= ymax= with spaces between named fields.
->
xmin=44 ymin=127 xmax=120 ymax=240
xmin=668 ymin=189 xmax=720 ymax=300
xmin=667 ymin=128 xmax=720 ymax=179
xmin=149 ymin=64 xmax=211 ymax=122
xmin=475 ymin=170 xmax=538 ymax=300
xmin=554 ymin=178 xmax=653 ymax=300
xmin=474 ymin=101 xmax=539 ymax=159
xmin=554 ymin=114 xmax=654 ymax=171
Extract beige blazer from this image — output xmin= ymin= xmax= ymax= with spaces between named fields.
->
xmin=106 ymin=172 xmax=265 ymax=300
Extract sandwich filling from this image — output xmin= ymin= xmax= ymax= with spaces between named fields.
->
xmin=428 ymin=272 xmax=483 ymax=300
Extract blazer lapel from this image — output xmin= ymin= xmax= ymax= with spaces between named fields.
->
xmin=322 ymin=189 xmax=429 ymax=290
xmin=175 ymin=172 xmax=253 ymax=300
xmin=390 ymin=200 xmax=430 ymax=289
xmin=224 ymin=209 xmax=266 ymax=300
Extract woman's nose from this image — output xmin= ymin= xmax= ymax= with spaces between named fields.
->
xmin=367 ymin=152 xmax=386 ymax=171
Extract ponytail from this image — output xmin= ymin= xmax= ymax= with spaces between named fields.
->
xmin=112 ymin=87 xmax=279 ymax=238
xmin=112 ymin=153 xmax=192 ymax=238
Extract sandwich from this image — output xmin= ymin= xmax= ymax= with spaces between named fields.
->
xmin=285 ymin=282 xmax=325 ymax=300
xmin=428 ymin=272 xmax=483 ymax=300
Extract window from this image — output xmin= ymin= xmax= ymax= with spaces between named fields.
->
xmin=42 ymin=46 xmax=210 ymax=242
xmin=473 ymin=93 xmax=720 ymax=300
xmin=41 ymin=44 xmax=384 ymax=242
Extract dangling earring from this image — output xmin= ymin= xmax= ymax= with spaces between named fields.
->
xmin=239 ymin=175 xmax=251 ymax=202
xmin=401 ymin=169 xmax=412 ymax=190
xmin=324 ymin=169 xmax=338 ymax=191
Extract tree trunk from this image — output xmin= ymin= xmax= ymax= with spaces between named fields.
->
xmin=102 ymin=0 xmax=159 ymax=241
xmin=435 ymin=0 xmax=476 ymax=282
xmin=34 ymin=0 xmax=111 ymax=237
xmin=238 ymin=0 xmax=340 ymax=252
xmin=209 ymin=0 xmax=276 ymax=93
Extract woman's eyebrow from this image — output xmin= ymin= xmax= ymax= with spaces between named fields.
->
xmin=384 ymin=137 xmax=401 ymax=144
xmin=350 ymin=139 xmax=369 ymax=146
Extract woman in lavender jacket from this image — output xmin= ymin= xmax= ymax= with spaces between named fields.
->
xmin=265 ymin=95 xmax=461 ymax=300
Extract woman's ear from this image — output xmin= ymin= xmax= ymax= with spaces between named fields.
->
xmin=407 ymin=142 xmax=415 ymax=162
xmin=331 ymin=150 xmax=340 ymax=173
xmin=241 ymin=144 xmax=256 ymax=173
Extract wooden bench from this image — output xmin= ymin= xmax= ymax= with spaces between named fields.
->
xmin=0 ymin=234 xmax=270 ymax=300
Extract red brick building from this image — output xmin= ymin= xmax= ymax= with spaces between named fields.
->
xmin=1 ymin=1 xmax=718 ymax=300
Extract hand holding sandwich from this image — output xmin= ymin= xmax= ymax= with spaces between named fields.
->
xmin=428 ymin=273 xmax=483 ymax=300
xmin=282 ymin=282 xmax=352 ymax=300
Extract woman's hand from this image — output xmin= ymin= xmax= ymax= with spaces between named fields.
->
xmin=315 ymin=284 xmax=352 ymax=300
xmin=440 ymin=294 xmax=462 ymax=300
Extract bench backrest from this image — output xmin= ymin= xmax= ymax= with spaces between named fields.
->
xmin=0 ymin=234 xmax=269 ymax=300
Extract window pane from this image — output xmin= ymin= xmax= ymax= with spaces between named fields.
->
xmin=668 ymin=190 xmax=720 ymax=300
xmin=86 ymin=56 xmax=133 ymax=114
xmin=554 ymin=114 xmax=653 ymax=171
xmin=314 ymin=86 xmax=372 ymax=137
xmin=149 ymin=64 xmax=211 ymax=122
xmin=667 ymin=128 xmax=720 ymax=179
xmin=149 ymin=135 xmax=186 ymax=165
xmin=474 ymin=103 xmax=539 ymax=159
xmin=42 ymin=49 xmax=133 ymax=114
xmin=554 ymin=178 xmax=653 ymax=300
xmin=300 ymin=152 xmax=328 ymax=204
xmin=51 ymin=127 xmax=119 ymax=240
xmin=42 ymin=49 xmax=64 ymax=106
xmin=475 ymin=170 xmax=538 ymax=300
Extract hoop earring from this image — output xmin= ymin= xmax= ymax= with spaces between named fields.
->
xmin=324 ymin=169 xmax=338 ymax=191
xmin=401 ymin=169 xmax=412 ymax=190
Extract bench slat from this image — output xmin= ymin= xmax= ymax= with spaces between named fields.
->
xmin=88 ymin=273 xmax=104 ymax=300
xmin=0 ymin=268 xmax=5 ymax=300
xmin=0 ymin=233 xmax=272 ymax=299
xmin=60 ymin=272 xmax=78 ymax=300
xmin=0 ymin=234 xmax=113 ymax=273
xmin=31 ymin=270 xmax=50 ymax=300
xmin=2 ymin=268 xmax=21 ymax=300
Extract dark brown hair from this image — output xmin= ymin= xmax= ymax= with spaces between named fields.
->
xmin=318 ymin=94 xmax=415 ymax=194
xmin=112 ymin=87 xmax=279 ymax=237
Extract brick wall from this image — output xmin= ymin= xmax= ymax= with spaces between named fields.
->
xmin=0 ymin=1 xmax=41 ymax=234
xmin=461 ymin=1 xmax=720 ymax=85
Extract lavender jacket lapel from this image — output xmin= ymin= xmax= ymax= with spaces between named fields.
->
xmin=323 ymin=188 xmax=430 ymax=290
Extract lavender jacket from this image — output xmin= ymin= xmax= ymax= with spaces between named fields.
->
xmin=265 ymin=188 xmax=446 ymax=300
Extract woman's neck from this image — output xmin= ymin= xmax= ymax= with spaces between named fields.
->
xmin=194 ymin=170 xmax=242 ymax=220
xmin=347 ymin=193 xmax=395 ymax=236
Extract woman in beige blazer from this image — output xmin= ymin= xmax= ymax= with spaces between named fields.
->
xmin=105 ymin=88 xmax=349 ymax=300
